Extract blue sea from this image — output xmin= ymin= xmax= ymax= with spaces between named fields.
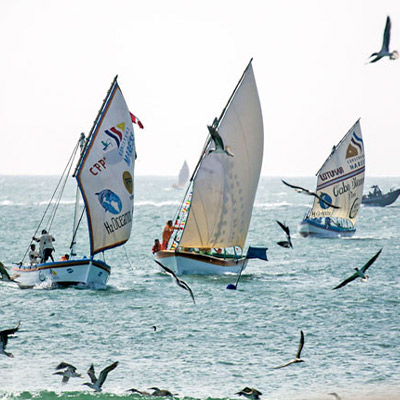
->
xmin=0 ymin=175 xmax=399 ymax=400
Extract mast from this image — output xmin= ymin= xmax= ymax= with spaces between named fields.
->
xmin=70 ymin=132 xmax=86 ymax=257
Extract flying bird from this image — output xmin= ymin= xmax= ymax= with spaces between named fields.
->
xmin=0 ymin=321 xmax=20 ymax=358
xmin=0 ymin=262 xmax=20 ymax=284
xmin=281 ymin=179 xmax=340 ymax=209
xmin=148 ymin=387 xmax=174 ymax=397
xmin=127 ymin=388 xmax=152 ymax=396
xmin=276 ymin=220 xmax=293 ymax=249
xmin=154 ymin=260 xmax=196 ymax=304
xmin=274 ymin=330 xmax=305 ymax=369
xmin=54 ymin=362 xmax=82 ymax=383
xmin=333 ymin=249 xmax=382 ymax=290
xmin=369 ymin=16 xmax=399 ymax=63
xmin=207 ymin=125 xmax=234 ymax=157
xmin=236 ymin=387 xmax=262 ymax=400
xmin=83 ymin=361 xmax=118 ymax=392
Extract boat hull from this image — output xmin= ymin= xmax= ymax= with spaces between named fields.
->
xmin=362 ymin=188 xmax=400 ymax=207
xmin=155 ymin=250 xmax=247 ymax=275
xmin=298 ymin=219 xmax=355 ymax=238
xmin=11 ymin=258 xmax=110 ymax=288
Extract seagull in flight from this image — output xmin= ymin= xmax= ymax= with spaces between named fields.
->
xmin=149 ymin=387 xmax=174 ymax=397
xmin=154 ymin=260 xmax=196 ymax=304
xmin=83 ymin=361 xmax=118 ymax=392
xmin=369 ymin=16 xmax=398 ymax=63
xmin=54 ymin=362 xmax=82 ymax=383
xmin=0 ymin=321 xmax=20 ymax=358
xmin=207 ymin=125 xmax=234 ymax=157
xmin=276 ymin=220 xmax=293 ymax=249
xmin=274 ymin=330 xmax=305 ymax=369
xmin=281 ymin=179 xmax=340 ymax=209
xmin=236 ymin=387 xmax=262 ymax=400
xmin=127 ymin=388 xmax=152 ymax=396
xmin=333 ymin=249 xmax=382 ymax=290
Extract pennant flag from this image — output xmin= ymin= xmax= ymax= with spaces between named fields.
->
xmin=246 ymin=246 xmax=268 ymax=261
xmin=130 ymin=112 xmax=144 ymax=129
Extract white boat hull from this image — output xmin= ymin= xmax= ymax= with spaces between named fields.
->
xmin=155 ymin=250 xmax=247 ymax=275
xmin=298 ymin=219 xmax=355 ymax=238
xmin=11 ymin=258 xmax=110 ymax=288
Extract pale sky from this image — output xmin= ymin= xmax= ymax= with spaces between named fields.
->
xmin=1 ymin=0 xmax=399 ymax=177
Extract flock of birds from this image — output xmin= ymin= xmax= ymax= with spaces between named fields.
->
xmin=0 ymin=15 xmax=396 ymax=400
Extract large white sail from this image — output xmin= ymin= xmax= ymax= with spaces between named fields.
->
xmin=309 ymin=119 xmax=365 ymax=224
xmin=178 ymin=62 xmax=263 ymax=249
xmin=76 ymin=79 xmax=136 ymax=255
xmin=177 ymin=161 xmax=190 ymax=187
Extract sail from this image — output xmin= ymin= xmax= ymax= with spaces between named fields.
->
xmin=178 ymin=62 xmax=263 ymax=249
xmin=177 ymin=161 xmax=190 ymax=187
xmin=76 ymin=78 xmax=136 ymax=255
xmin=309 ymin=119 xmax=365 ymax=224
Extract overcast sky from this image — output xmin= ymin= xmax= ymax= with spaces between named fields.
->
xmin=1 ymin=0 xmax=399 ymax=177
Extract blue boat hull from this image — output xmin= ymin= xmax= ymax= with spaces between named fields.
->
xmin=298 ymin=219 xmax=355 ymax=238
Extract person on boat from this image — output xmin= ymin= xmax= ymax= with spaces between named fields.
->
xmin=161 ymin=220 xmax=175 ymax=250
xmin=325 ymin=217 xmax=332 ymax=228
xmin=32 ymin=229 xmax=55 ymax=263
xmin=59 ymin=254 xmax=70 ymax=261
xmin=152 ymin=239 xmax=162 ymax=254
xmin=28 ymin=244 xmax=40 ymax=265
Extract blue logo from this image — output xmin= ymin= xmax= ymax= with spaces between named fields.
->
xmin=319 ymin=192 xmax=333 ymax=209
xmin=67 ymin=268 xmax=73 ymax=274
xmin=96 ymin=189 xmax=122 ymax=215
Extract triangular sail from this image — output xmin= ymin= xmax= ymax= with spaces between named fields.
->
xmin=177 ymin=161 xmax=190 ymax=187
xmin=76 ymin=78 xmax=136 ymax=255
xmin=177 ymin=61 xmax=263 ymax=249
xmin=309 ymin=119 xmax=365 ymax=225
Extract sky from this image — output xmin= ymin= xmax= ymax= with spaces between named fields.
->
xmin=1 ymin=0 xmax=400 ymax=177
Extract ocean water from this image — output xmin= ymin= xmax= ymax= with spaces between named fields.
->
xmin=0 ymin=175 xmax=399 ymax=400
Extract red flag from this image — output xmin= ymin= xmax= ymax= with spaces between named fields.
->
xmin=130 ymin=112 xmax=144 ymax=129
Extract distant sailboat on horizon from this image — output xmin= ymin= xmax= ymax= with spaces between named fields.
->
xmin=172 ymin=161 xmax=190 ymax=189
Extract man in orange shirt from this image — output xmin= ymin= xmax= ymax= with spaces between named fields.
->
xmin=161 ymin=220 xmax=174 ymax=250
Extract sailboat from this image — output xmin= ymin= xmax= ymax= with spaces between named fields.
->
xmin=155 ymin=59 xmax=264 ymax=275
xmin=172 ymin=161 xmax=190 ymax=189
xmin=11 ymin=76 xmax=137 ymax=288
xmin=298 ymin=119 xmax=365 ymax=238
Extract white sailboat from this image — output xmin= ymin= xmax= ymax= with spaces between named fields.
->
xmin=11 ymin=76 xmax=137 ymax=288
xmin=172 ymin=161 xmax=190 ymax=189
xmin=298 ymin=119 xmax=365 ymax=238
xmin=155 ymin=60 xmax=265 ymax=275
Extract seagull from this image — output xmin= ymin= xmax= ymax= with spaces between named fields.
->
xmin=236 ymin=387 xmax=262 ymax=400
xmin=154 ymin=260 xmax=196 ymax=304
xmin=333 ymin=249 xmax=382 ymax=290
xmin=148 ymin=387 xmax=174 ymax=397
xmin=369 ymin=16 xmax=399 ymax=63
xmin=0 ymin=321 xmax=20 ymax=358
xmin=83 ymin=361 xmax=118 ymax=392
xmin=152 ymin=325 xmax=157 ymax=331
xmin=54 ymin=362 xmax=82 ymax=383
xmin=281 ymin=179 xmax=340 ymax=209
xmin=207 ymin=125 xmax=234 ymax=157
xmin=276 ymin=220 xmax=293 ymax=249
xmin=0 ymin=262 xmax=20 ymax=283
xmin=274 ymin=330 xmax=305 ymax=369
xmin=127 ymin=388 xmax=152 ymax=396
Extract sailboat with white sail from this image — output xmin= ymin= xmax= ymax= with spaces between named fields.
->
xmin=172 ymin=161 xmax=190 ymax=189
xmin=11 ymin=76 xmax=137 ymax=288
xmin=298 ymin=119 xmax=365 ymax=238
xmin=155 ymin=60 xmax=265 ymax=275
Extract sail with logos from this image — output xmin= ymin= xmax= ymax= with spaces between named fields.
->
xmin=298 ymin=119 xmax=365 ymax=238
xmin=156 ymin=59 xmax=265 ymax=275
xmin=172 ymin=161 xmax=190 ymax=189
xmin=10 ymin=76 xmax=137 ymax=288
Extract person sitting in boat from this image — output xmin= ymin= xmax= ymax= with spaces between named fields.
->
xmin=325 ymin=217 xmax=332 ymax=228
xmin=32 ymin=229 xmax=55 ymax=263
xmin=28 ymin=244 xmax=40 ymax=265
xmin=59 ymin=254 xmax=70 ymax=261
xmin=152 ymin=239 xmax=162 ymax=254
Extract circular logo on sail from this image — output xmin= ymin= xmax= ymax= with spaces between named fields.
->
xmin=123 ymin=171 xmax=133 ymax=194
xmin=349 ymin=197 xmax=360 ymax=219
xmin=319 ymin=192 xmax=333 ymax=209
xmin=96 ymin=189 xmax=122 ymax=215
